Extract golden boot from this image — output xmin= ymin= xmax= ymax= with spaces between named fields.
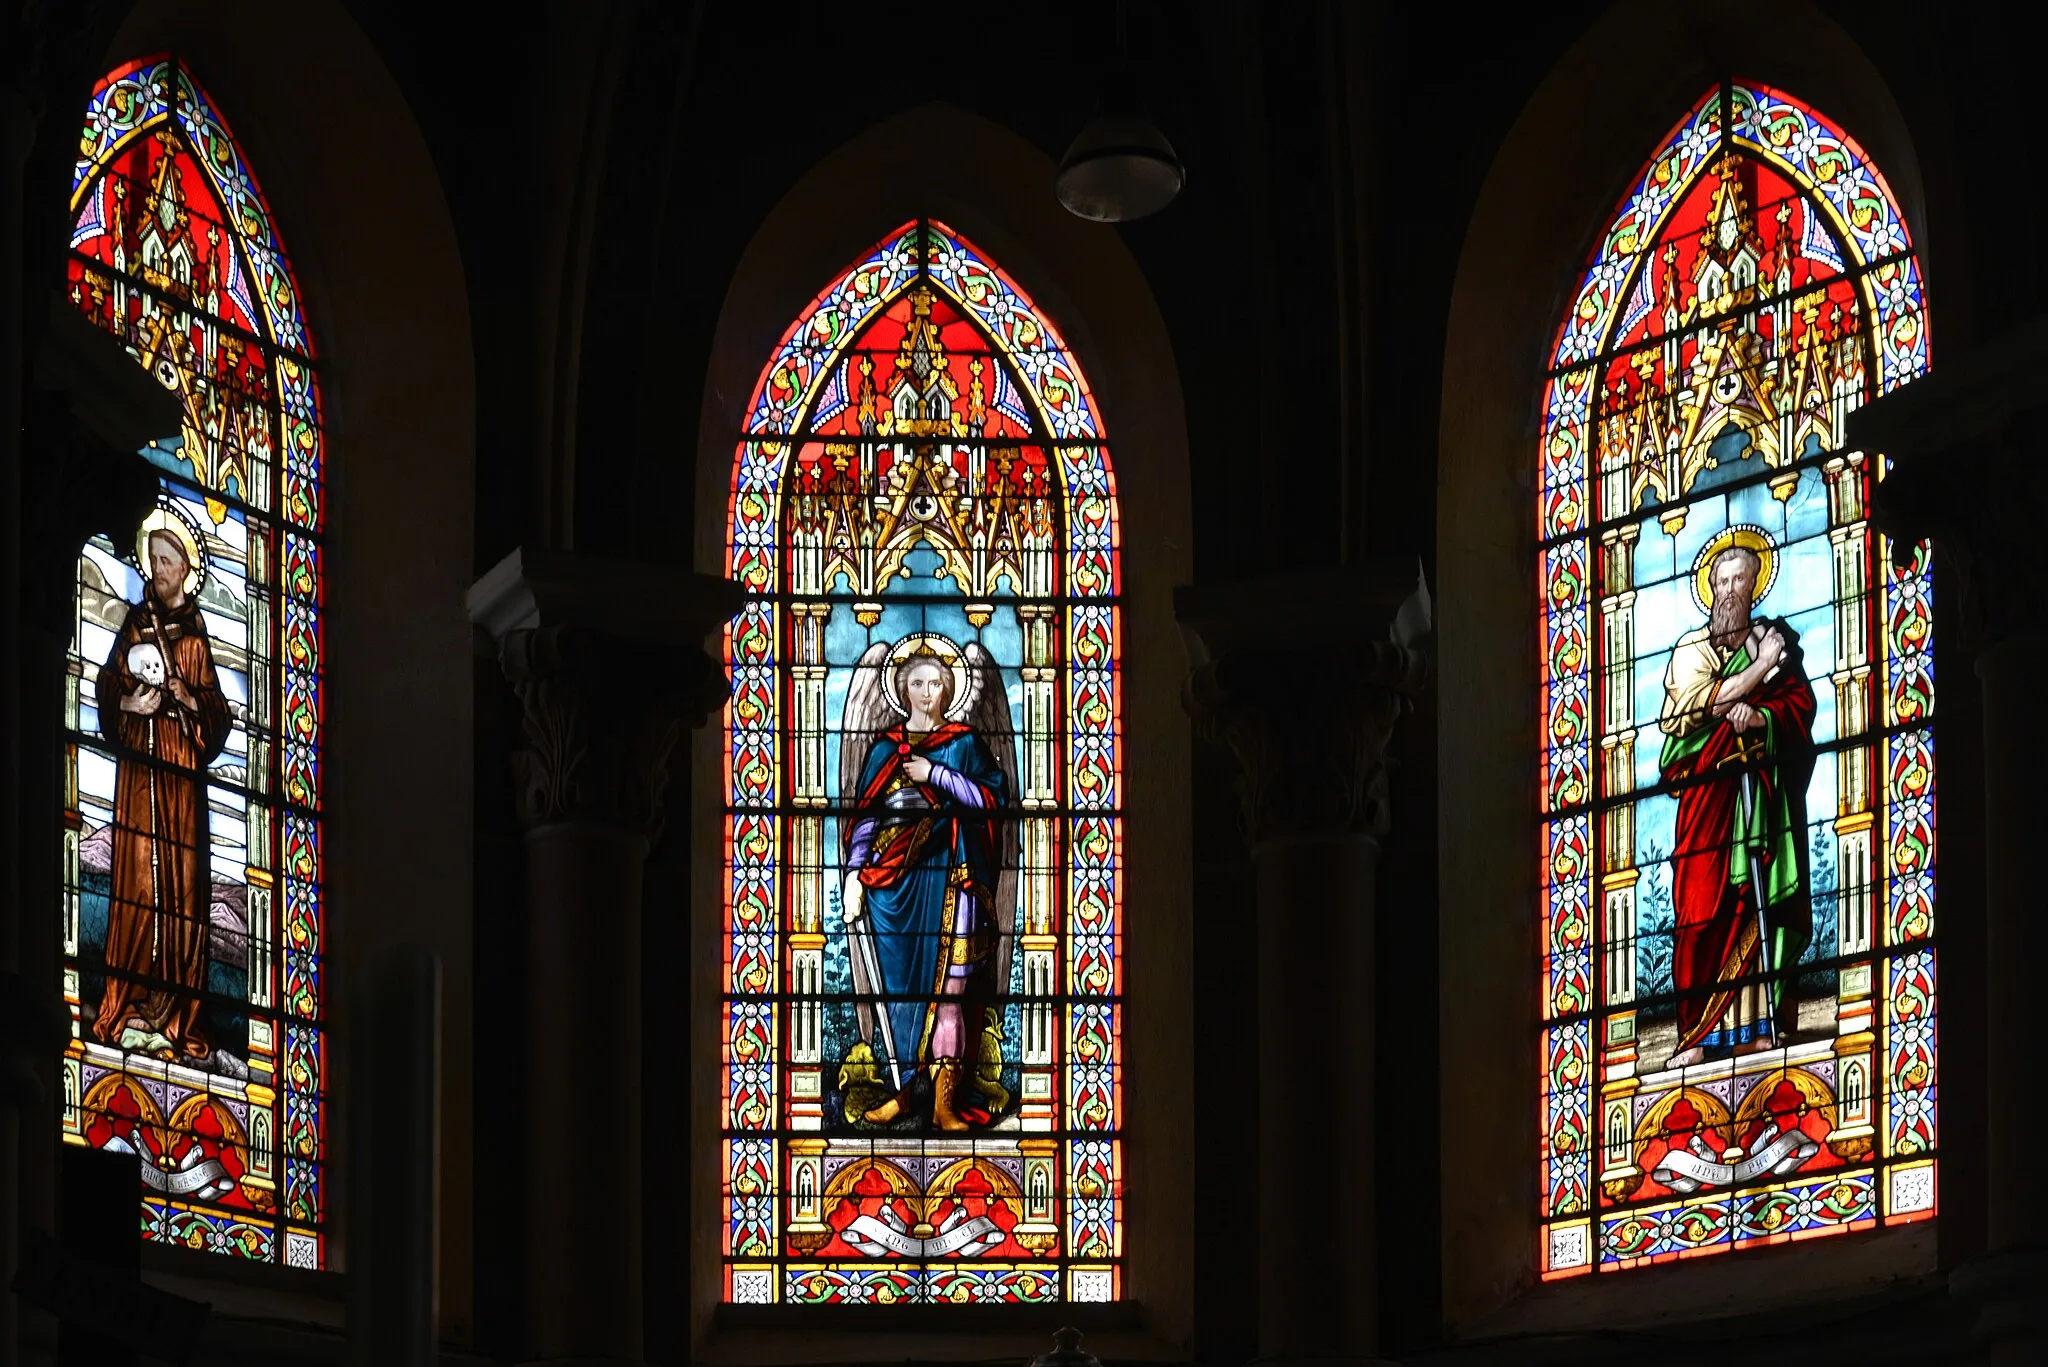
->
xmin=861 ymin=1073 xmax=919 ymax=1125
xmin=931 ymin=1059 xmax=972 ymax=1132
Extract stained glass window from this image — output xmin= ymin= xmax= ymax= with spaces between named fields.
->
xmin=722 ymin=221 xmax=1121 ymax=1306
xmin=61 ymin=56 xmax=325 ymax=1268
xmin=1537 ymin=83 xmax=1934 ymax=1276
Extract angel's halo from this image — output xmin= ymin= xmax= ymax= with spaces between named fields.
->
xmin=880 ymin=632 xmax=972 ymax=720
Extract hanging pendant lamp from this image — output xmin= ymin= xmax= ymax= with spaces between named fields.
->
xmin=1056 ymin=68 xmax=1185 ymax=223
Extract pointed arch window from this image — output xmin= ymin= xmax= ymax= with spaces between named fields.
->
xmin=62 ymin=56 xmax=325 ymax=1268
xmin=1537 ymin=83 xmax=1934 ymax=1277
xmin=722 ymin=221 xmax=1121 ymax=1305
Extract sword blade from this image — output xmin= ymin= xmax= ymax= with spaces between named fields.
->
xmin=1738 ymin=765 xmax=1776 ymax=1036
xmin=852 ymin=924 xmax=905 ymax=1092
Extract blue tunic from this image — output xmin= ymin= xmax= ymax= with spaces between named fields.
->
xmin=846 ymin=722 xmax=1006 ymax=1063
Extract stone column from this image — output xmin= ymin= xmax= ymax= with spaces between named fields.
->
xmin=468 ymin=548 xmax=738 ymax=1366
xmin=346 ymin=945 xmax=443 ymax=1367
xmin=1956 ymin=616 xmax=2048 ymax=1367
xmin=1853 ymin=336 xmax=2048 ymax=1364
xmin=1176 ymin=565 xmax=1431 ymax=1363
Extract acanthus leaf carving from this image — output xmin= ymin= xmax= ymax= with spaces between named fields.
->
xmin=1184 ymin=638 xmax=1431 ymax=848
xmin=1873 ymin=423 xmax=2048 ymax=654
xmin=499 ymin=625 xmax=725 ymax=839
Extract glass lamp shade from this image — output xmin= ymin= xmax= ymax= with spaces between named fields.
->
xmin=1056 ymin=109 xmax=1185 ymax=223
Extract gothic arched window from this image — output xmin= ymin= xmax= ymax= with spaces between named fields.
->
xmin=63 ymin=56 xmax=326 ymax=1269
xmin=1537 ymin=83 xmax=1933 ymax=1277
xmin=723 ymin=221 xmax=1121 ymax=1305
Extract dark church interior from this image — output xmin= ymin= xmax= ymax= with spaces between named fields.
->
xmin=0 ymin=1 xmax=2042 ymax=1363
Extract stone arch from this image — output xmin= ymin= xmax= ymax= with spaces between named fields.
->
xmin=1436 ymin=0 xmax=1939 ymax=1338
xmin=689 ymin=101 xmax=1192 ymax=1360
xmin=90 ymin=0 xmax=476 ymax=1333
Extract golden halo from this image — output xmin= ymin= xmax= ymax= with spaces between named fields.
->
xmin=881 ymin=633 xmax=969 ymax=716
xmin=1691 ymin=524 xmax=1776 ymax=612
xmin=135 ymin=501 xmax=207 ymax=599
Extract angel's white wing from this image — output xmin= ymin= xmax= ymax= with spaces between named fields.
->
xmin=838 ymin=641 xmax=895 ymax=1049
xmin=838 ymin=641 xmax=895 ymax=855
xmin=961 ymin=643 xmax=1020 ymax=1003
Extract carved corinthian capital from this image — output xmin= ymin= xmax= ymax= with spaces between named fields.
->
xmin=27 ymin=297 xmax=180 ymax=632
xmin=468 ymin=546 xmax=743 ymax=838
xmin=497 ymin=626 xmax=711 ymax=837
xmin=1872 ymin=431 xmax=2048 ymax=651
xmin=1176 ymin=563 xmax=1434 ymax=847
xmin=1852 ymin=315 xmax=2048 ymax=650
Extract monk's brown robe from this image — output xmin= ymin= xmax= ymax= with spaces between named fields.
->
xmin=94 ymin=589 xmax=231 ymax=1057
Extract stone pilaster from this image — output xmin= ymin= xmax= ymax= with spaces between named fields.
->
xmin=1176 ymin=564 xmax=1431 ymax=1363
xmin=468 ymin=547 xmax=739 ymax=1366
xmin=1853 ymin=325 xmax=2048 ymax=1364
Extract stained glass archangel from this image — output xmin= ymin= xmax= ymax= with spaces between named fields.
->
xmin=60 ymin=57 xmax=325 ymax=1268
xmin=723 ymin=221 xmax=1121 ymax=1305
xmin=1537 ymin=84 xmax=1935 ymax=1276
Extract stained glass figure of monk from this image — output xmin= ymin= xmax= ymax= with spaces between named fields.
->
xmin=1658 ymin=535 xmax=1817 ymax=1069
xmin=93 ymin=515 xmax=232 ymax=1060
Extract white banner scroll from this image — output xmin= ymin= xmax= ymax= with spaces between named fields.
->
xmin=1651 ymin=1127 xmax=1819 ymax=1194
xmin=105 ymin=1135 xmax=238 ymax=1201
xmin=843 ymin=1205 xmax=1005 ymax=1259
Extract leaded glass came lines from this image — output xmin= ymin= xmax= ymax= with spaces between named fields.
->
xmin=61 ymin=55 xmax=326 ymax=1270
xmin=1537 ymin=83 xmax=1936 ymax=1278
xmin=722 ymin=221 xmax=1122 ymax=1306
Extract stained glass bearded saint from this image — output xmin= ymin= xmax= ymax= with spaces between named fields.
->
xmin=96 ymin=510 xmax=231 ymax=1060
xmin=1659 ymin=530 xmax=1816 ymax=1068
xmin=836 ymin=636 xmax=1015 ymax=1131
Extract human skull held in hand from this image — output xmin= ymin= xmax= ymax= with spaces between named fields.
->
xmin=128 ymin=642 xmax=167 ymax=688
